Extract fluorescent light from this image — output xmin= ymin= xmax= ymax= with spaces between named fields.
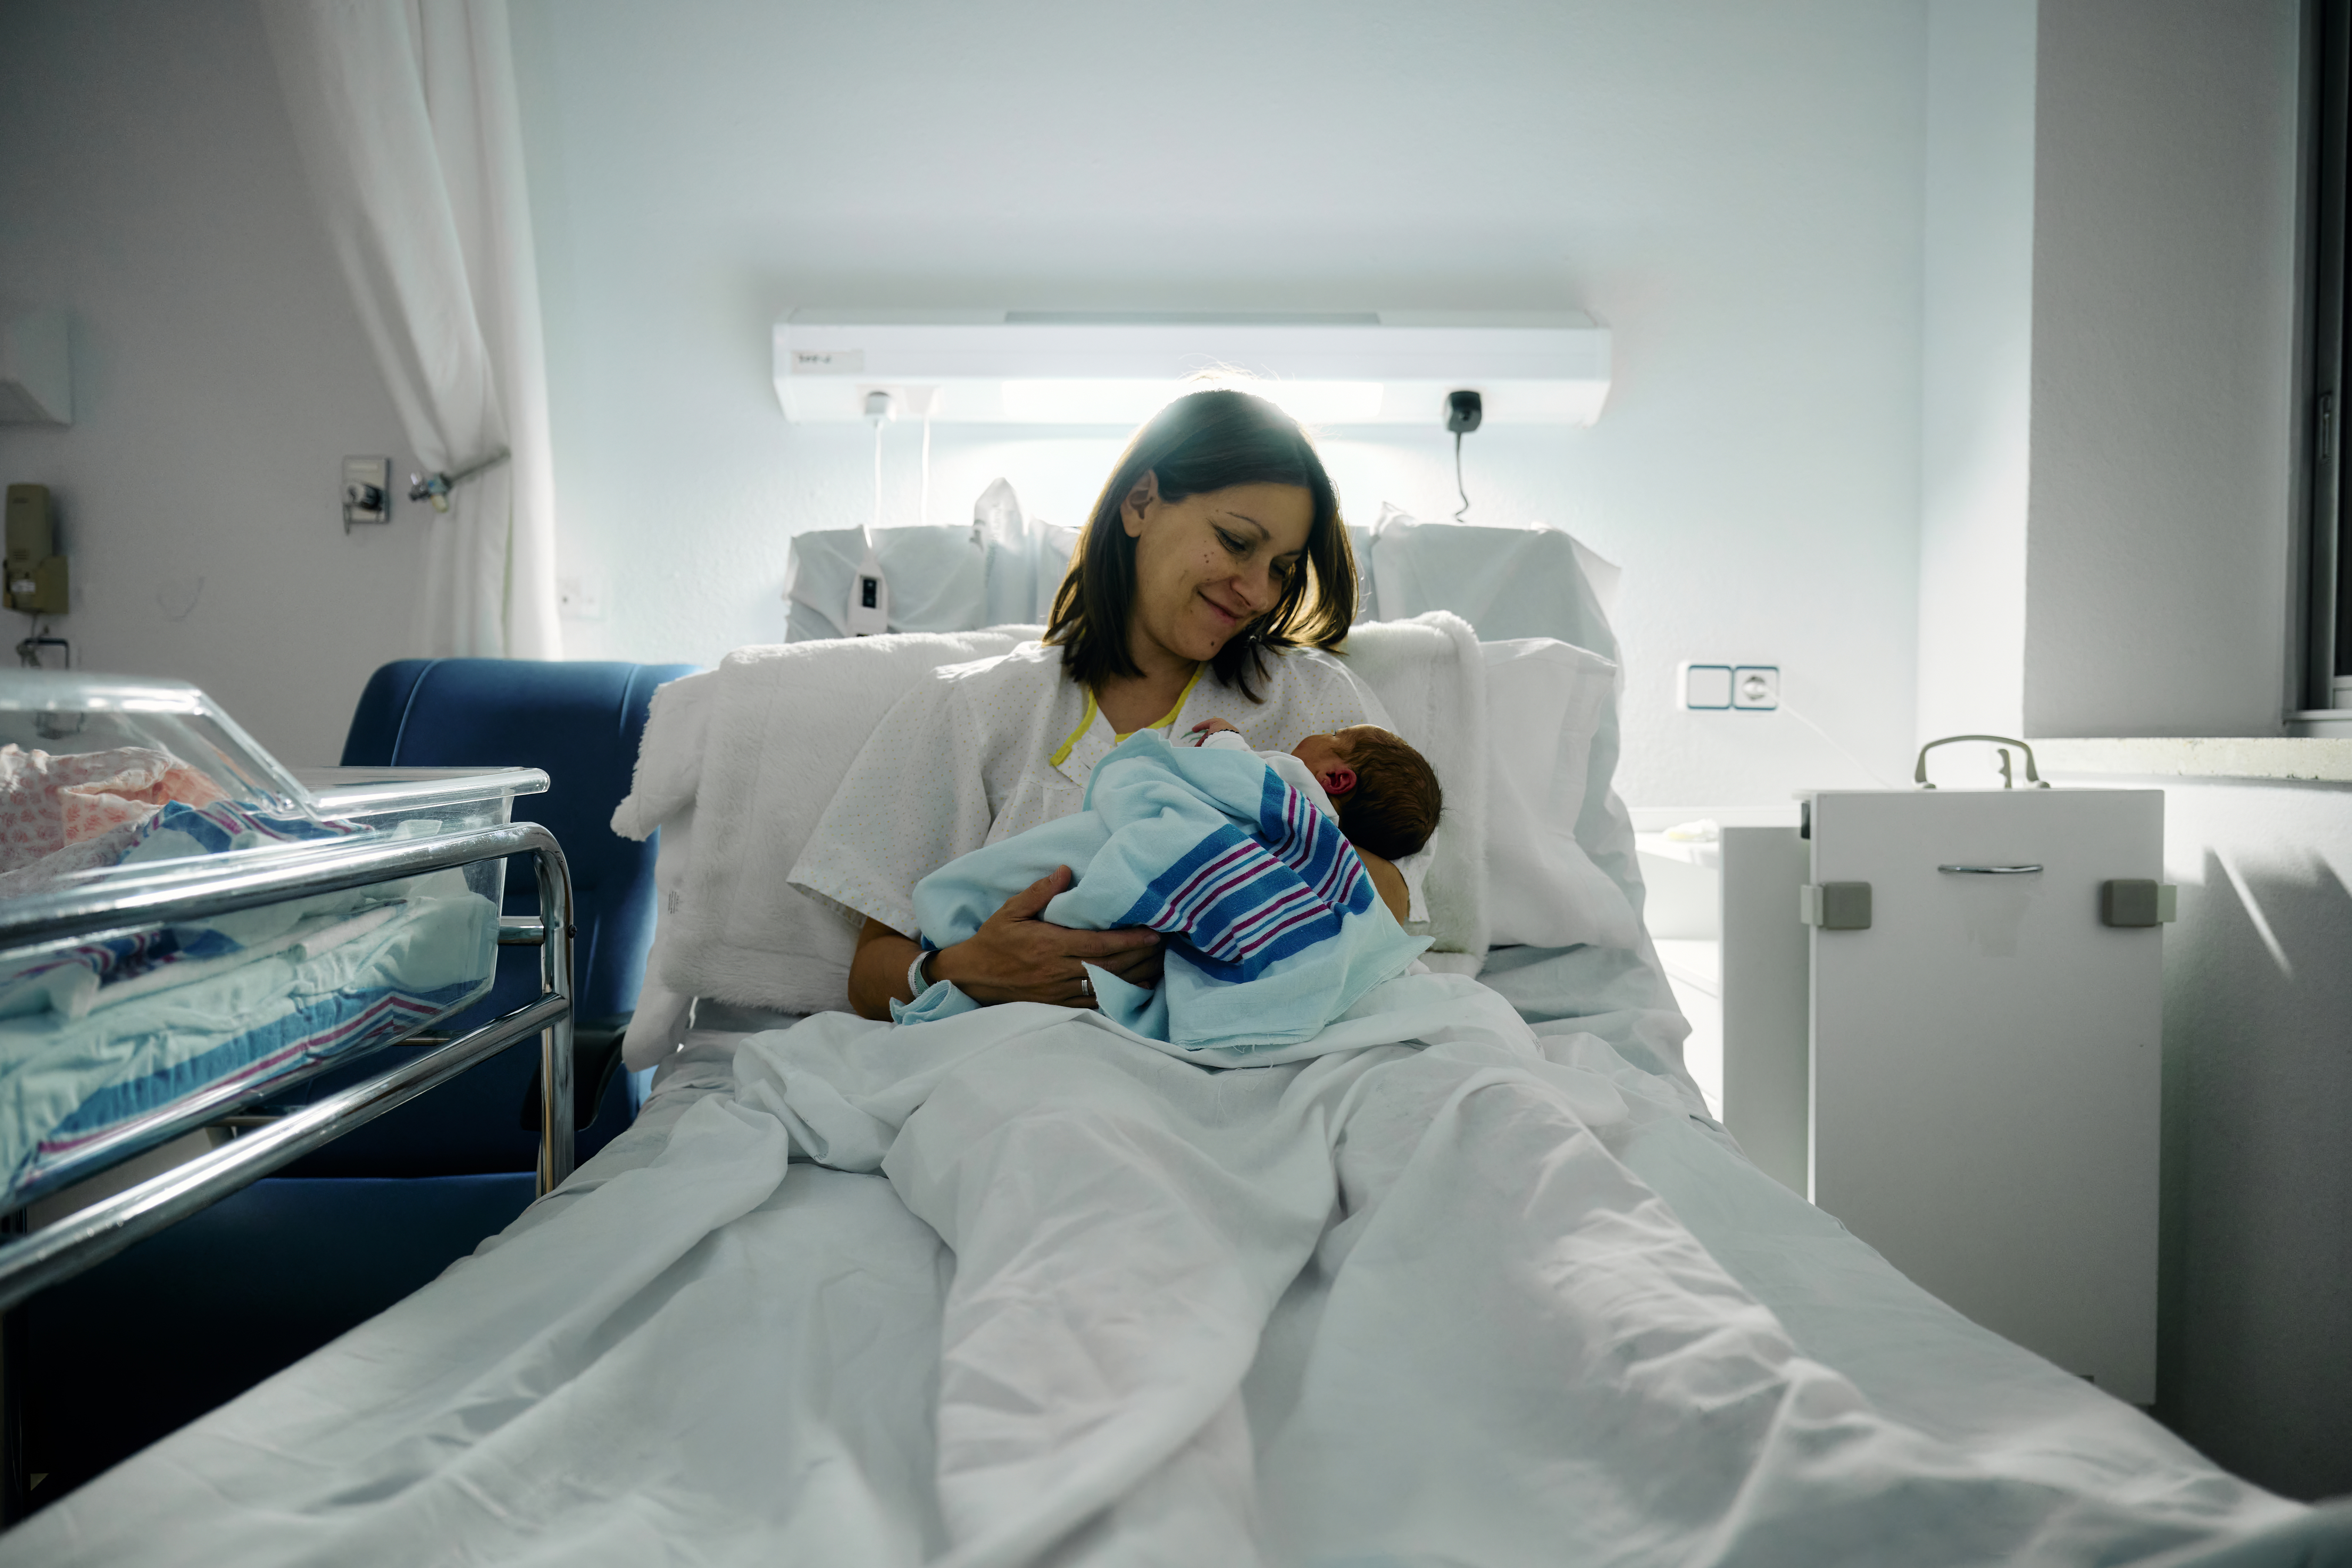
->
xmin=1251 ymin=380 xmax=1386 ymax=423
xmin=997 ymin=378 xmax=1386 ymax=426
xmin=1000 ymin=380 xmax=1181 ymax=425
xmin=774 ymin=313 xmax=1612 ymax=426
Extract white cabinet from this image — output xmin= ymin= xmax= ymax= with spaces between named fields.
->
xmin=1639 ymin=790 xmax=2166 ymax=1403
xmin=1806 ymin=788 xmax=2163 ymax=1403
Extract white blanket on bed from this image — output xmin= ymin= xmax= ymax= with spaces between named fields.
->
xmin=13 ymin=981 xmax=2313 ymax=1568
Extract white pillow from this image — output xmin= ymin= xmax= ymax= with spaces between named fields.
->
xmin=1481 ymin=637 xmax=1639 ymax=951
xmin=614 ymin=630 xmax=1034 ymax=1065
xmin=618 ymin=623 xmax=1632 ymax=1066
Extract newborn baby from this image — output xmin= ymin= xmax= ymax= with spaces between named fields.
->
xmin=1180 ymin=718 xmax=1443 ymax=875
xmin=900 ymin=724 xmax=1444 ymax=1052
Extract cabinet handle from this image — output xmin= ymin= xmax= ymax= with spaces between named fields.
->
xmin=1914 ymin=734 xmax=2052 ymax=788
xmin=1937 ymin=864 xmax=2043 ymax=874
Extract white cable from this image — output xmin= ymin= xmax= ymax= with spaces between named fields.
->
xmin=1778 ymin=700 xmax=1897 ymax=789
xmin=920 ymin=416 xmax=933 ymax=529
xmin=872 ymin=417 xmax=885 ymax=534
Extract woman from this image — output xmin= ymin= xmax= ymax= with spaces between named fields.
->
xmin=789 ymin=389 xmax=1404 ymax=1021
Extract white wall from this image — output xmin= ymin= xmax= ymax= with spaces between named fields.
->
xmin=2025 ymin=0 xmax=2303 ymax=738
xmin=2155 ymin=780 xmax=2352 ymax=1500
xmin=0 ymin=0 xmax=424 ymax=765
xmin=2016 ymin=0 xmax=2346 ymax=1502
xmin=1916 ymin=0 xmax=2037 ymax=747
xmin=507 ymin=0 xmax=1932 ymax=809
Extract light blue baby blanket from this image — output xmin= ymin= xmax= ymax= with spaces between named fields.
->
xmin=902 ymin=730 xmax=1429 ymax=1055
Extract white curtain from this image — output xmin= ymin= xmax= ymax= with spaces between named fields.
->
xmin=263 ymin=0 xmax=561 ymax=659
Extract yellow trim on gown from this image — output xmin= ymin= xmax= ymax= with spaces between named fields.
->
xmin=1048 ymin=664 xmax=1207 ymax=767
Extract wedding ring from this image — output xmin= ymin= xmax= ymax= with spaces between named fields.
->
xmin=1080 ymin=975 xmax=1094 ymax=998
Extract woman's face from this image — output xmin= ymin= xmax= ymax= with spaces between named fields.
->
xmin=1121 ymin=474 xmax=1315 ymax=671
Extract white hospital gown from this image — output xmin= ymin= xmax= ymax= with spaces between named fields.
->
xmin=790 ymin=640 xmax=1387 ymax=938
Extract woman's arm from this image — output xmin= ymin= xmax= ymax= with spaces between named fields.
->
xmin=1356 ymin=850 xmax=1410 ymax=924
xmin=847 ymin=867 xmax=1165 ymax=1020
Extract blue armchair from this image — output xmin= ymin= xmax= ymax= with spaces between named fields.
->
xmin=284 ymin=657 xmax=696 ymax=1175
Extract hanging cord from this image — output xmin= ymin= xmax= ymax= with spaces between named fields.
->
xmin=1780 ymin=698 xmax=1897 ymax=788
xmin=1452 ymin=430 xmax=1471 ymax=521
xmin=16 ymin=613 xmax=68 ymax=670
xmin=920 ymin=416 xmax=933 ymax=529
xmin=872 ymin=415 xmax=886 ymax=534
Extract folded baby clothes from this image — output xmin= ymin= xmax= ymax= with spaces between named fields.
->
xmin=904 ymin=730 xmax=1429 ymax=1056
xmin=0 ymin=744 xmax=230 ymax=873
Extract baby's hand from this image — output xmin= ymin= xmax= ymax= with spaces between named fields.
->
xmin=1185 ymin=718 xmax=1241 ymax=744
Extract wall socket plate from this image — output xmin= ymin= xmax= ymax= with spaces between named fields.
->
xmin=1733 ymin=664 xmax=1780 ymax=710
xmin=556 ymin=574 xmax=606 ymax=621
xmin=1679 ymin=661 xmax=1781 ymax=711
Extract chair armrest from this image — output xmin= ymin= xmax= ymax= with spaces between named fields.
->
xmin=519 ymin=1013 xmax=633 ymax=1133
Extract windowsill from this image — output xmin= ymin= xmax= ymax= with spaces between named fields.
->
xmin=2034 ymin=735 xmax=2352 ymax=783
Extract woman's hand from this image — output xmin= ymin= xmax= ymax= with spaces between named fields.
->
xmin=934 ymin=867 xmax=1162 ymax=1004
xmin=1185 ymin=717 xmax=1241 ymax=744
xmin=846 ymin=868 xmax=1162 ymax=1019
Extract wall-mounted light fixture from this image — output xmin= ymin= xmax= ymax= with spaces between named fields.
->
xmin=772 ymin=310 xmax=1611 ymax=428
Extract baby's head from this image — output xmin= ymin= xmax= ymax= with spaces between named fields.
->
xmin=1291 ymin=725 xmax=1442 ymax=860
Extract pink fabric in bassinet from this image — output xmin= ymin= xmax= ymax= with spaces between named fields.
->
xmin=0 ymin=744 xmax=232 ymax=872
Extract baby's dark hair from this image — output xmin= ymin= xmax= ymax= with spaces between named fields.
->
xmin=1337 ymin=729 xmax=1442 ymax=861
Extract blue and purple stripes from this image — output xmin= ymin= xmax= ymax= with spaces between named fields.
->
xmin=1114 ymin=771 xmax=1374 ymax=984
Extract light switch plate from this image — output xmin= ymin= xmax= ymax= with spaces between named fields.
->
xmin=342 ymin=457 xmax=391 ymax=530
xmin=556 ymin=574 xmax=606 ymax=621
xmin=1679 ymin=661 xmax=1734 ymax=710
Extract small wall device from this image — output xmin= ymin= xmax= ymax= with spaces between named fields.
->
xmin=846 ymin=533 xmax=891 ymax=636
xmin=4 ymin=484 xmax=69 ymax=615
xmin=343 ymin=456 xmax=392 ymax=530
xmin=1678 ymin=661 xmax=1734 ymax=710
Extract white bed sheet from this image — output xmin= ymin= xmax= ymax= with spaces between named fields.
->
xmin=7 ymin=991 xmax=2323 ymax=1568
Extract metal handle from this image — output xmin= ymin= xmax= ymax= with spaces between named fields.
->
xmin=1938 ymin=864 xmax=2044 ymax=874
xmin=1914 ymin=734 xmax=2052 ymax=789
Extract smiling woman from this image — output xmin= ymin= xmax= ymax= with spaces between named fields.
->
xmin=789 ymin=390 xmax=1389 ymax=1021
xmin=1046 ymin=389 xmax=1357 ymax=728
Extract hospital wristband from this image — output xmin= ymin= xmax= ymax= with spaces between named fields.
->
xmin=907 ymin=948 xmax=933 ymax=999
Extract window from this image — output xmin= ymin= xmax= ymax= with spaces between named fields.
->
xmin=2306 ymin=0 xmax=2351 ymax=712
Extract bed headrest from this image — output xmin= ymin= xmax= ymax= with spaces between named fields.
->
xmin=1360 ymin=504 xmax=1620 ymax=661
xmin=783 ymin=482 xmax=1078 ymax=641
xmin=779 ymin=486 xmax=1618 ymax=654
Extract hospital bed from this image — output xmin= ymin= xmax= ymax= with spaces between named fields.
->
xmin=4 ymin=519 xmax=2346 ymax=1565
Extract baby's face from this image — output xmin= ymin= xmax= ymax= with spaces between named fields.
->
xmin=1291 ymin=725 xmax=1387 ymax=798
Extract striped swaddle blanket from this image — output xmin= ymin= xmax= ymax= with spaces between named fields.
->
xmin=906 ymin=730 xmax=1428 ymax=1055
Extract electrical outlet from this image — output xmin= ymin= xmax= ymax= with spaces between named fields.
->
xmin=556 ymin=575 xmax=606 ymax=621
xmin=1733 ymin=665 xmax=1780 ymax=710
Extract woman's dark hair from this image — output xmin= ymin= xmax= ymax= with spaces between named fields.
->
xmin=1044 ymin=389 xmax=1355 ymax=701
